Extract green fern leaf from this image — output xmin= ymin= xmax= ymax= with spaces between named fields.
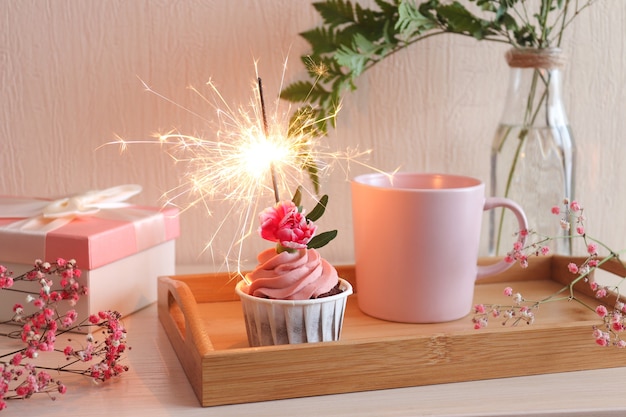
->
xmin=300 ymin=26 xmax=346 ymax=54
xmin=313 ymin=0 xmax=355 ymax=27
xmin=437 ymin=2 xmax=494 ymax=39
xmin=279 ymin=81 xmax=317 ymax=103
xmin=396 ymin=1 xmax=435 ymax=34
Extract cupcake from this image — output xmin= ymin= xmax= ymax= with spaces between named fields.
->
xmin=235 ymin=197 xmax=352 ymax=346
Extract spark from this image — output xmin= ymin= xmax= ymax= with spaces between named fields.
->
xmin=102 ymin=60 xmax=378 ymax=275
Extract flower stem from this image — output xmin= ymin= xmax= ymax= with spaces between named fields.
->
xmin=493 ymin=65 xmax=551 ymax=254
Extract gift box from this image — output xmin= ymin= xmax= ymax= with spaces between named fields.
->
xmin=0 ymin=186 xmax=180 ymax=324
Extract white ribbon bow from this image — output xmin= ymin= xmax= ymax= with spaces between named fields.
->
xmin=0 ymin=184 xmax=143 ymax=231
xmin=41 ymin=184 xmax=143 ymax=218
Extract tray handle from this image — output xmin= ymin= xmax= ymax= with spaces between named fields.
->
xmin=158 ymin=276 xmax=215 ymax=355
xmin=551 ymin=255 xmax=626 ymax=306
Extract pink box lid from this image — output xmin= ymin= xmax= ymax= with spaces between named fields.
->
xmin=0 ymin=204 xmax=179 ymax=269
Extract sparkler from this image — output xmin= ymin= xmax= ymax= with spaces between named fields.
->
xmin=102 ymin=60 xmax=376 ymax=275
xmin=257 ymin=76 xmax=281 ymax=203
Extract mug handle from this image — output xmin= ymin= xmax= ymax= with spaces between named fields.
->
xmin=476 ymin=197 xmax=528 ymax=279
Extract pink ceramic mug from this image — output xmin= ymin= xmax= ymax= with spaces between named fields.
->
xmin=351 ymin=172 xmax=528 ymax=323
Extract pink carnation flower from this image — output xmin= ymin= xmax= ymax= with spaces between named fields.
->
xmin=259 ymin=201 xmax=317 ymax=249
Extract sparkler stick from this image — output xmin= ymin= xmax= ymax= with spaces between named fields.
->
xmin=257 ymin=77 xmax=281 ymax=203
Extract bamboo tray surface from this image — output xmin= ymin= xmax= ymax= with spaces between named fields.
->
xmin=157 ymin=255 xmax=626 ymax=407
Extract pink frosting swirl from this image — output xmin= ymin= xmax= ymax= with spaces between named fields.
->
xmin=245 ymin=248 xmax=338 ymax=300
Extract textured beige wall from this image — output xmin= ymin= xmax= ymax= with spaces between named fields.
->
xmin=1 ymin=1 xmax=625 ymax=270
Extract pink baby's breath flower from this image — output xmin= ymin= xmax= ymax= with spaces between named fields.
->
xmin=540 ymin=246 xmax=550 ymax=255
xmin=579 ymin=265 xmax=590 ymax=276
xmin=587 ymin=243 xmax=598 ymax=255
xmin=473 ymin=318 xmax=488 ymax=329
xmin=0 ymin=259 xmax=129 ymax=409
xmin=596 ymin=335 xmax=610 ymax=347
xmin=567 ymin=263 xmax=579 ymax=274
xmin=518 ymin=255 xmax=528 ymax=268
xmin=10 ymin=353 xmax=23 ymax=366
xmin=617 ymin=340 xmax=626 ymax=348
xmin=595 ymin=305 xmax=608 ymax=318
xmin=551 ymin=206 xmax=561 ymax=215
xmin=576 ymin=226 xmax=585 ymax=235
xmin=595 ymin=288 xmax=608 ymax=298
xmin=570 ymin=201 xmax=581 ymax=212
xmin=474 ymin=304 xmax=486 ymax=314
xmin=503 ymin=287 xmax=513 ymax=296
xmin=0 ymin=276 xmax=13 ymax=289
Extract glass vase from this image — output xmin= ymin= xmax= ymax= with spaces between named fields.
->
xmin=489 ymin=48 xmax=575 ymax=256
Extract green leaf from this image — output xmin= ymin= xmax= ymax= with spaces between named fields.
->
xmin=396 ymin=1 xmax=434 ymax=35
xmin=280 ymin=81 xmax=317 ymax=103
xmin=374 ymin=0 xmax=402 ymax=15
xmin=437 ymin=2 xmax=489 ymax=39
xmin=335 ymin=32 xmax=385 ymax=76
xmin=335 ymin=45 xmax=368 ymax=76
xmin=287 ymin=106 xmax=321 ymax=137
xmin=306 ymin=194 xmax=329 ymax=222
xmin=307 ymin=230 xmax=338 ymax=249
xmin=291 ymin=186 xmax=303 ymax=207
xmin=313 ymin=0 xmax=355 ymax=27
xmin=302 ymin=162 xmax=321 ymax=195
xmin=300 ymin=26 xmax=351 ymax=55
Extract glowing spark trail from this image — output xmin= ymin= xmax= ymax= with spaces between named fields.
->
xmin=103 ymin=63 xmax=377 ymax=275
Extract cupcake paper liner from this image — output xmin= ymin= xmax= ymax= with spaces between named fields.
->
xmin=235 ymin=278 xmax=353 ymax=346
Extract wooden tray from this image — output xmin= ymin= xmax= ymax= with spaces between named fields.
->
xmin=157 ymin=256 xmax=626 ymax=407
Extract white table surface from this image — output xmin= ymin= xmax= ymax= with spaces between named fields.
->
xmin=3 ymin=302 xmax=626 ymax=416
